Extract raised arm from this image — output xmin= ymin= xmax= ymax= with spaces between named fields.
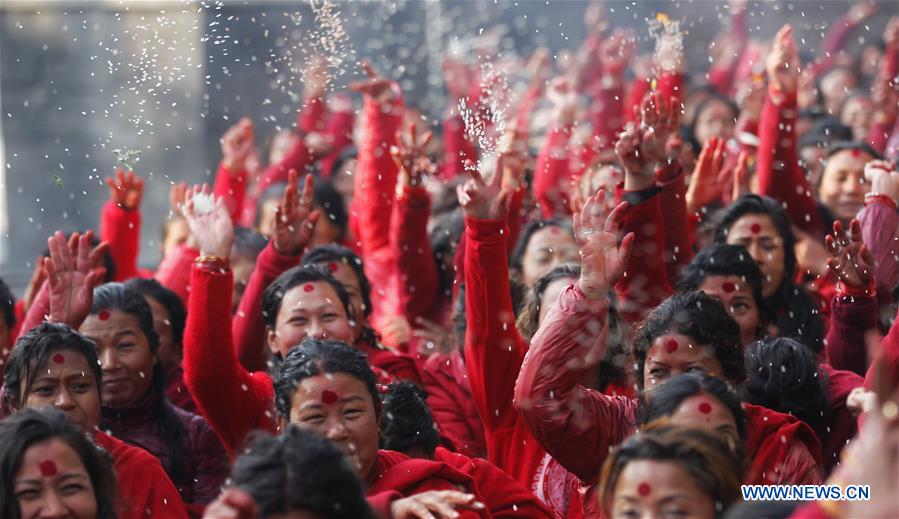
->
xmin=179 ymin=186 xmax=275 ymax=457
xmin=101 ymin=169 xmax=143 ymax=281
xmin=214 ymin=118 xmax=255 ymax=222
xmin=515 ymin=190 xmax=637 ymax=482
xmin=533 ymin=78 xmax=576 ymax=219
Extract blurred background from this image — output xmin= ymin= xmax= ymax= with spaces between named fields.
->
xmin=1 ymin=0 xmax=896 ymax=291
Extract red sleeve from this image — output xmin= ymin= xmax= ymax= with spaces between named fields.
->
xmin=100 ymin=201 xmax=140 ymax=282
xmin=614 ymin=187 xmax=673 ymax=323
xmin=182 ymin=263 xmax=276 ymax=457
xmin=808 ymin=14 xmax=859 ymax=77
xmin=298 ymin=96 xmax=326 ymax=134
xmin=859 ymin=197 xmax=899 ymax=302
xmin=657 ymin=167 xmax=694 ymax=283
xmin=463 ymin=217 xmax=528 ymax=433
xmin=625 ymin=78 xmax=651 ymax=125
xmin=443 ymin=114 xmax=477 ymax=180
xmin=356 ymin=94 xmax=404 ymax=257
xmin=16 ymin=282 xmax=49 ymax=342
xmin=319 ymin=105 xmax=356 ymax=178
xmin=514 ymin=284 xmax=637 ymax=483
xmin=757 ymin=92 xmax=822 ymax=234
xmin=232 ymin=242 xmax=300 ymax=372
xmin=154 ymin=244 xmax=199 ymax=306
xmin=391 ymin=186 xmax=440 ymax=325
xmin=590 ymin=81 xmax=626 ymax=152
xmin=366 ymin=491 xmax=402 ymax=519
xmin=505 ymin=187 xmax=526 ymax=255
xmin=514 ymin=84 xmax=542 ymax=139
xmin=826 ymin=293 xmax=878 ymax=377
xmin=256 ymin=135 xmax=312 ymax=197
xmin=533 ymin=123 xmax=573 ymax=218
xmin=421 ymin=354 xmax=487 ymax=459
xmin=213 ymin=161 xmax=249 ymax=224
xmin=864 ymin=304 xmax=899 ymax=393
xmin=656 ymin=72 xmax=684 ymax=103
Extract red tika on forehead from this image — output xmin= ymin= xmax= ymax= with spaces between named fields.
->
xmin=750 ymin=223 xmax=761 ymax=234
xmin=52 ymin=353 xmax=65 ymax=364
xmin=699 ymin=402 xmax=713 ymax=414
xmin=321 ymin=390 xmax=338 ymax=405
xmin=722 ymin=282 xmax=736 ymax=293
xmin=39 ymin=460 xmax=58 ymax=477
xmin=303 ymin=284 xmax=315 ymax=293
xmin=98 ymin=310 xmax=110 ymax=321
xmin=851 ymin=148 xmax=861 ymax=158
xmin=638 ymin=482 xmax=651 ymax=496
xmin=328 ymin=262 xmax=339 ymax=273
xmin=665 ymin=339 xmax=679 ymax=353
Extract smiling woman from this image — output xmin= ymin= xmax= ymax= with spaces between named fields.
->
xmin=0 ymin=408 xmax=117 ymax=519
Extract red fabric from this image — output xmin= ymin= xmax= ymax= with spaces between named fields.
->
xmin=434 ymin=447 xmax=554 ymax=518
xmin=165 ymin=363 xmax=198 ymax=414
xmin=392 ymin=186 xmax=442 ymax=326
xmin=443 ymin=114 xmax=477 ymax=180
xmin=859 ymin=198 xmax=899 ymax=299
xmin=864 ymin=304 xmax=899 ymax=394
xmin=212 ymin=162 xmax=249 ymax=224
xmin=94 ymin=431 xmax=189 ymax=519
xmin=182 ymin=263 xmax=277 ymax=458
xmin=534 ymin=123 xmax=574 ymax=218
xmin=298 ymin=96 xmax=326 ymax=134
xmin=421 ymin=350 xmax=487 ymax=459
xmin=819 ymin=363 xmax=863 ymax=474
xmin=463 ymin=218 xmax=573 ymax=517
xmin=16 ymin=282 xmax=50 ymax=342
xmin=589 ymin=82 xmax=626 ymax=152
xmin=613 ymin=187 xmax=673 ymax=323
xmin=366 ymin=450 xmax=491 ymax=519
xmin=155 ymin=244 xmax=199 ymax=306
xmin=506 ymin=187 xmax=526 ymax=255
xmin=516 ymin=285 xmax=824 ymax=518
xmin=319 ymin=104 xmax=356 ymax=178
xmin=807 ymin=14 xmax=860 ymax=77
xmin=826 ymin=293 xmax=877 ymax=376
xmin=100 ymin=201 xmax=140 ymax=282
xmin=232 ymin=241 xmax=299 ymax=372
xmin=756 ymin=92 xmax=822 ymax=235
xmin=656 ymin=168 xmax=694 ymax=283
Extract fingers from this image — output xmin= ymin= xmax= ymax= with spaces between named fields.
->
xmin=359 ymin=60 xmax=376 ymax=78
xmin=465 ymin=166 xmax=486 ymax=187
xmin=492 ymin=154 xmax=504 ymax=188
xmin=619 ymin=232 xmax=636 ymax=273
xmin=849 ymin=218 xmax=862 ymax=243
xmin=300 ymin=173 xmax=315 ymax=208
xmin=76 ymin=233 xmax=92 ymax=274
xmin=604 ymin=200 xmax=629 ymax=235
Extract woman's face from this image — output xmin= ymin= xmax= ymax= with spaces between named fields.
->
xmin=643 ymin=333 xmax=725 ymax=392
xmin=697 ymin=275 xmax=760 ymax=346
xmin=287 ymin=373 xmax=379 ymax=481
xmin=268 ymin=281 xmax=354 ymax=357
xmin=80 ymin=310 xmax=156 ymax=409
xmin=694 ymin=99 xmax=735 ymax=146
xmin=610 ymin=460 xmax=717 ymax=519
xmin=143 ymin=296 xmax=178 ymax=371
xmin=312 ymin=261 xmax=364 ymax=341
xmin=669 ymin=394 xmax=740 ymax=446
xmin=818 ymin=149 xmax=872 ymax=225
xmin=724 ymin=214 xmax=785 ymax=298
xmin=521 ymin=227 xmax=579 ymax=287
xmin=21 ymin=351 xmax=100 ymax=433
xmin=13 ymin=438 xmax=98 ymax=519
xmin=538 ymin=276 xmax=576 ymax=326
xmin=840 ymin=96 xmax=873 ymax=140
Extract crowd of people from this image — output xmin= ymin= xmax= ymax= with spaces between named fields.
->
xmin=1 ymin=1 xmax=899 ymax=517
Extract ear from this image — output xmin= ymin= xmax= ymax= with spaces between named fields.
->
xmin=266 ymin=327 xmax=281 ymax=357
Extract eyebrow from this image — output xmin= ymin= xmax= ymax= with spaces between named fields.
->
xmin=300 ymin=395 xmax=365 ymax=409
xmin=14 ymin=473 xmax=88 ymax=486
xmin=288 ymin=302 xmax=339 ymax=314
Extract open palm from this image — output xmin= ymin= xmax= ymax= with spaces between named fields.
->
xmin=46 ymin=230 xmax=109 ymax=327
xmin=573 ymin=188 xmax=634 ymax=299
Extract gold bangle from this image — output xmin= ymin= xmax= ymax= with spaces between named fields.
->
xmin=195 ymin=255 xmax=230 ymax=266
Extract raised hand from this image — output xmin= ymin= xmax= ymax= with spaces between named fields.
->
xmin=303 ymin=54 xmax=330 ymax=100
xmin=826 ymin=219 xmax=875 ymax=290
xmin=573 ymin=188 xmax=634 ymax=300
xmin=391 ymin=122 xmax=434 ymax=189
xmin=457 ymin=154 xmax=510 ymax=221
xmin=685 ymin=136 xmax=727 ymax=213
xmin=599 ymin=28 xmax=636 ymax=77
xmin=639 ymin=91 xmax=680 ymax=165
xmin=863 ymin=160 xmax=899 ymax=201
xmin=220 ymin=118 xmax=255 ymax=173
xmin=179 ymin=185 xmax=234 ymax=259
xmin=45 ymin=231 xmax=109 ymax=327
xmin=848 ymin=1 xmax=878 ymax=24
xmin=349 ymin=61 xmax=396 ymax=103
xmin=271 ymin=170 xmax=320 ymax=257
xmin=414 ymin=317 xmax=453 ymax=357
xmin=546 ymin=77 xmax=579 ymax=123
xmin=105 ymin=169 xmax=143 ymax=211
xmin=766 ymin=24 xmax=799 ymax=101
xmin=202 ymin=488 xmax=259 ymax=519
xmin=390 ymin=490 xmax=485 ymax=519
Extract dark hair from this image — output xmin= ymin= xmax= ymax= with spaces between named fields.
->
xmin=0 ymin=408 xmax=118 ymax=519
xmin=0 ymin=277 xmax=15 ymax=331
xmin=124 ymin=278 xmax=186 ymax=351
xmin=313 ymin=178 xmax=348 ymax=243
xmin=633 ymin=292 xmax=745 ymax=391
xmin=516 ymin=264 xmax=581 ymax=341
xmin=825 ymin=140 xmax=883 ymax=161
xmin=231 ymin=425 xmax=375 ymax=519
xmin=742 ymin=337 xmax=829 ymax=438
xmin=599 ymin=425 xmax=743 ymax=518
xmin=2 ymin=323 xmax=102 ymax=416
xmin=90 ymin=283 xmax=187 ymax=484
xmin=261 ymin=265 xmax=352 ymax=331
xmin=232 ymin=226 xmax=268 ymax=261
xmin=42 ymin=234 xmax=116 ymax=283
xmin=798 ymin=117 xmax=853 ymax=149
xmin=327 ymin=145 xmax=359 ymax=179
xmin=302 ymin=245 xmax=371 ymax=318
xmin=638 ymin=373 xmax=747 ymax=441
xmin=429 ymin=208 xmax=464 ymax=298
xmin=509 ymin=219 xmax=573 ymax=276
xmin=677 ymin=244 xmax=771 ymax=327
xmin=273 ymin=338 xmax=380 ymax=420
xmin=380 ymin=382 xmax=440 ymax=457
xmin=714 ymin=195 xmax=824 ymax=353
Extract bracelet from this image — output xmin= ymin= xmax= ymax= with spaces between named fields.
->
xmin=835 ymin=280 xmax=875 ymax=298
xmin=194 ymin=255 xmax=230 ymax=266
